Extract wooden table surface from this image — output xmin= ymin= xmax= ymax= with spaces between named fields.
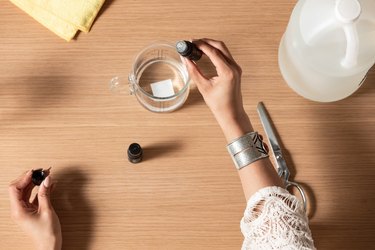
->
xmin=1 ymin=0 xmax=374 ymax=249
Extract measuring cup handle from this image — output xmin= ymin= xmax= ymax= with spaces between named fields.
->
xmin=109 ymin=76 xmax=133 ymax=94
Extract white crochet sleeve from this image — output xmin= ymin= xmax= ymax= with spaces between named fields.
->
xmin=240 ymin=186 xmax=315 ymax=250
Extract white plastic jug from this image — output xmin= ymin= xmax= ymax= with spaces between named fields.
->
xmin=279 ymin=0 xmax=375 ymax=102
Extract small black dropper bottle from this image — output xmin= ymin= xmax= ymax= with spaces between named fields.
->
xmin=176 ymin=40 xmax=203 ymax=61
xmin=127 ymin=143 xmax=143 ymax=163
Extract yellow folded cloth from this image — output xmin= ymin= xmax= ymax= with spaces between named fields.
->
xmin=10 ymin=0 xmax=106 ymax=41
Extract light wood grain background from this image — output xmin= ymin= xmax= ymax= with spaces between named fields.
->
xmin=1 ymin=0 xmax=374 ymax=249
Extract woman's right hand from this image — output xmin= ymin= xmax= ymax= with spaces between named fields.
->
xmin=183 ymin=38 xmax=253 ymax=141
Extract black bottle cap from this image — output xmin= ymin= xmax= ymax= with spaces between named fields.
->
xmin=176 ymin=40 xmax=202 ymax=61
xmin=128 ymin=143 xmax=143 ymax=163
xmin=32 ymin=168 xmax=48 ymax=186
xmin=176 ymin=40 xmax=192 ymax=56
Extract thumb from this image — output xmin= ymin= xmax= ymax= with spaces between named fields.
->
xmin=184 ymin=58 xmax=211 ymax=94
xmin=38 ymin=176 xmax=53 ymax=210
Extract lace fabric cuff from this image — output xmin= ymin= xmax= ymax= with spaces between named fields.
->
xmin=240 ymin=186 xmax=315 ymax=250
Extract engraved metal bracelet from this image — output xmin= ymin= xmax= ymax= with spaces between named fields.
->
xmin=227 ymin=131 xmax=269 ymax=170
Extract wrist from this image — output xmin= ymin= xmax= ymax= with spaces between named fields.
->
xmin=215 ymin=111 xmax=253 ymax=142
xmin=36 ymin=235 xmax=62 ymax=250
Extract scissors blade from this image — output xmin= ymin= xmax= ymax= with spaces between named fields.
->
xmin=256 ymin=102 xmax=282 ymax=154
xmin=257 ymin=102 xmax=289 ymax=177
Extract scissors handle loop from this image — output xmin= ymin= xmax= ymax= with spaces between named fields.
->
xmin=285 ymin=180 xmax=307 ymax=212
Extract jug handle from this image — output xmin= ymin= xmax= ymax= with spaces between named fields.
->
xmin=342 ymin=23 xmax=359 ymax=68
xmin=336 ymin=0 xmax=361 ymax=68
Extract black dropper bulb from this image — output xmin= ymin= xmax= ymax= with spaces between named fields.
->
xmin=32 ymin=168 xmax=50 ymax=186
xmin=176 ymin=40 xmax=202 ymax=61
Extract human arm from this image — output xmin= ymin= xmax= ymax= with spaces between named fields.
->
xmin=183 ymin=38 xmax=283 ymax=200
xmin=8 ymin=170 xmax=62 ymax=250
xmin=184 ymin=38 xmax=315 ymax=249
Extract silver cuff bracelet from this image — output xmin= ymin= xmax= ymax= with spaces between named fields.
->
xmin=227 ymin=131 xmax=268 ymax=170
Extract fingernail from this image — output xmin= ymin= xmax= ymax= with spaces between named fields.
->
xmin=184 ymin=57 xmax=191 ymax=66
xmin=179 ymin=56 xmax=186 ymax=65
xmin=43 ymin=176 xmax=51 ymax=188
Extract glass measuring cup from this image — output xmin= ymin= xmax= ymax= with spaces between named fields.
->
xmin=110 ymin=42 xmax=190 ymax=112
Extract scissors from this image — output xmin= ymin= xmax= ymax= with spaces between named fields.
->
xmin=257 ymin=102 xmax=308 ymax=212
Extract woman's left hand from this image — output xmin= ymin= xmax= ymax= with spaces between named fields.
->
xmin=8 ymin=170 xmax=62 ymax=250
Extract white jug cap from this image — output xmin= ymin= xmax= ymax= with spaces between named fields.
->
xmin=336 ymin=0 xmax=361 ymax=23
